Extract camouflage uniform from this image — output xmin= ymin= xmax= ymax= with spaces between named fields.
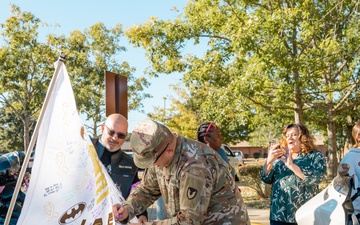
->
xmin=122 ymin=118 xmax=250 ymax=225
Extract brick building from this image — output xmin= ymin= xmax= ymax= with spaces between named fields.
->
xmin=121 ymin=136 xmax=327 ymax=159
xmin=229 ymin=135 xmax=327 ymax=159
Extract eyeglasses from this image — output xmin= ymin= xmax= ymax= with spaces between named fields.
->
xmin=104 ymin=125 xmax=127 ymax=139
xmin=154 ymin=143 xmax=169 ymax=163
xmin=205 ymin=123 xmax=214 ymax=136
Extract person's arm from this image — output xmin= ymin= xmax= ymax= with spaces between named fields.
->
xmin=119 ymin=168 xmax=161 ymax=223
xmin=260 ymin=160 xmax=275 ymax=184
xmin=286 ymin=161 xmax=305 ymax=179
xmin=132 ymin=172 xmax=149 ymax=222
xmin=282 ymin=150 xmax=305 ymax=179
xmin=263 ymin=143 xmax=282 ymax=176
xmin=126 ymin=166 xmax=212 ymax=225
xmin=296 ymin=150 xmax=327 ymax=185
xmin=142 ymin=165 xmax=212 ymax=225
xmin=176 ymin=166 xmax=213 ymax=224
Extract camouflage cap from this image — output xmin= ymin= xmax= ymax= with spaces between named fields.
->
xmin=130 ymin=118 xmax=172 ymax=169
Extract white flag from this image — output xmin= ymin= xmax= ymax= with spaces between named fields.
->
xmin=17 ymin=61 xmax=128 ymax=225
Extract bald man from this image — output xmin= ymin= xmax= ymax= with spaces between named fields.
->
xmin=92 ymin=113 xmax=148 ymax=223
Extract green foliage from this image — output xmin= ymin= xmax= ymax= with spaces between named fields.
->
xmin=0 ymin=5 xmax=151 ymax=149
xmin=47 ymin=22 xmax=151 ymax=136
xmin=237 ymin=161 xmax=270 ymax=198
xmin=0 ymin=108 xmax=24 ymax=151
xmin=148 ymin=86 xmax=199 ymax=139
xmin=125 ymin=0 xmax=360 ymax=177
xmin=247 ymin=110 xmax=291 ymax=148
xmin=0 ymin=5 xmax=57 ymax=151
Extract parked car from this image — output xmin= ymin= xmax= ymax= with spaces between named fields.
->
xmin=222 ymin=144 xmax=245 ymax=168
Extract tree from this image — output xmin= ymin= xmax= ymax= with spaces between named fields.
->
xmin=47 ymin=22 xmax=151 ymax=137
xmin=0 ymin=5 xmax=57 ymax=151
xmin=0 ymin=5 xmax=151 ymax=150
xmin=148 ymin=86 xmax=199 ymax=139
xmin=125 ymin=0 xmax=360 ymax=177
xmin=247 ymin=109 xmax=292 ymax=148
xmin=0 ymin=106 xmax=26 ymax=151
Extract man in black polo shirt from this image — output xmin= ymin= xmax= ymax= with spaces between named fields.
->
xmin=92 ymin=113 xmax=148 ymax=223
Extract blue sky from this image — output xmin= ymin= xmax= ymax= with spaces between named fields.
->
xmin=0 ymin=0 xmax=186 ymax=131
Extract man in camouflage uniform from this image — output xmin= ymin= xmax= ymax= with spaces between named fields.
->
xmin=114 ymin=118 xmax=250 ymax=225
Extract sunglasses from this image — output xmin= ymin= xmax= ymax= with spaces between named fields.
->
xmin=104 ymin=125 xmax=127 ymax=139
xmin=205 ymin=123 xmax=214 ymax=137
xmin=154 ymin=143 xmax=169 ymax=163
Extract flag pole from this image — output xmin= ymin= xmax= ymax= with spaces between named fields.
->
xmin=4 ymin=52 xmax=66 ymax=225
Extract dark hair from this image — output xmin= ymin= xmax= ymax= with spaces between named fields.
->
xmin=196 ymin=122 xmax=216 ymax=143
xmin=352 ymin=121 xmax=360 ymax=148
xmin=281 ymin=123 xmax=316 ymax=155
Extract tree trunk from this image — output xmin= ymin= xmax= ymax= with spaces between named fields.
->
xmin=293 ymin=71 xmax=303 ymax=124
xmin=326 ymin=120 xmax=338 ymax=178
xmin=93 ymin=120 xmax=98 ymax=137
xmin=261 ymin=182 xmax=271 ymax=198
xmin=294 ymin=96 xmax=303 ymax=124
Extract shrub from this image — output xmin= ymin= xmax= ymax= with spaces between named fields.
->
xmin=253 ymin=152 xmax=260 ymax=159
xmin=236 ymin=161 xmax=271 ymax=198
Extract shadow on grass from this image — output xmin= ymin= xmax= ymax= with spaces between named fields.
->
xmin=241 ymin=186 xmax=270 ymax=209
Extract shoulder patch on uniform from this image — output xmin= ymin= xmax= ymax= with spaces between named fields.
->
xmin=187 ymin=187 xmax=197 ymax=200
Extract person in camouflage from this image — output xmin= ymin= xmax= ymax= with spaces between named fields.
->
xmin=113 ymin=118 xmax=250 ymax=225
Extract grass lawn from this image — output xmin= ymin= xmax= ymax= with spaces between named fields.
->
xmin=242 ymin=186 xmax=270 ymax=209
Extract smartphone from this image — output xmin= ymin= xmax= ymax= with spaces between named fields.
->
xmin=279 ymin=139 xmax=288 ymax=158
xmin=269 ymin=139 xmax=279 ymax=147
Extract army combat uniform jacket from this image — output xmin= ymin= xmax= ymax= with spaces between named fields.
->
xmin=123 ymin=135 xmax=250 ymax=225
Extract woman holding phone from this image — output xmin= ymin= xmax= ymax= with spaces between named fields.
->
xmin=260 ymin=123 xmax=327 ymax=225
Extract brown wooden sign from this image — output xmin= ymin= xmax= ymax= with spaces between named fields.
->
xmin=105 ymin=71 xmax=128 ymax=119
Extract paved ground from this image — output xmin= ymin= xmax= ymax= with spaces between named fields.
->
xmin=247 ymin=208 xmax=270 ymax=225
xmin=147 ymin=202 xmax=270 ymax=225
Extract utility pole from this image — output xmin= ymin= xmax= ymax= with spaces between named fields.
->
xmin=163 ymin=97 xmax=167 ymax=125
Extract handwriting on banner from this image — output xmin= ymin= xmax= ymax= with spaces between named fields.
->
xmin=44 ymin=183 xmax=63 ymax=197
xmin=88 ymin=144 xmax=109 ymax=204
